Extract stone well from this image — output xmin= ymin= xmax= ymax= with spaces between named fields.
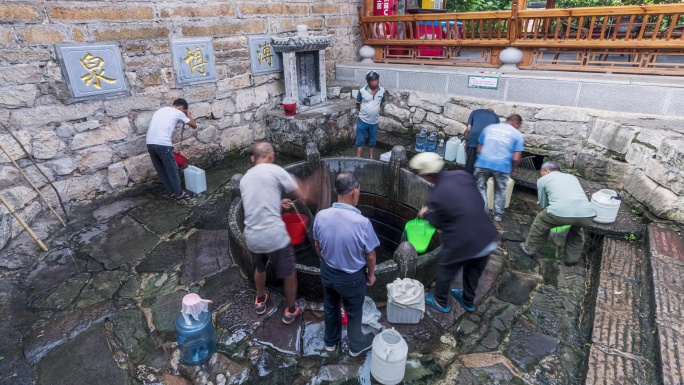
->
xmin=227 ymin=145 xmax=442 ymax=302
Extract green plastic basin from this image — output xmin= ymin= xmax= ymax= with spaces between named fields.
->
xmin=404 ymin=218 xmax=436 ymax=254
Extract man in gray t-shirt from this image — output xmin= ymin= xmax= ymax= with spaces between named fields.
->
xmin=240 ymin=142 xmax=307 ymax=324
xmin=519 ymin=161 xmax=597 ymax=266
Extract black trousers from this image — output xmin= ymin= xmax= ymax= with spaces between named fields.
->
xmin=464 ymin=146 xmax=478 ymax=174
xmin=320 ymin=260 xmax=374 ymax=352
xmin=434 ymin=250 xmax=490 ymax=308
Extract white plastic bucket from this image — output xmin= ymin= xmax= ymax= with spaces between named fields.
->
xmin=591 ymin=189 xmax=621 ymax=223
xmin=370 ymin=329 xmax=408 ymax=385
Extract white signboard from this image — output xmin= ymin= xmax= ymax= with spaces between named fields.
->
xmin=467 ymin=75 xmax=499 ymax=89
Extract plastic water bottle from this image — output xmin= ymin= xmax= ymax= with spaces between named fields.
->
xmin=175 ymin=294 xmax=216 ymax=365
xmin=436 ymin=139 xmax=446 ymax=159
xmin=415 ymin=129 xmax=427 ymax=153
xmin=426 ymin=132 xmax=437 ymax=152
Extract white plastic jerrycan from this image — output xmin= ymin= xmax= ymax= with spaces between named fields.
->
xmin=370 ymin=328 xmax=408 ymax=385
xmin=184 ymin=165 xmax=207 ymax=194
xmin=444 ymin=137 xmax=460 ymax=162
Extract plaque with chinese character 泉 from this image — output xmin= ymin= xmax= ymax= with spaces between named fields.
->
xmin=248 ymin=36 xmax=282 ymax=75
xmin=55 ymin=42 xmax=130 ymax=103
xmin=170 ymin=38 xmax=218 ymax=87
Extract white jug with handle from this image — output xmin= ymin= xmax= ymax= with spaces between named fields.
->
xmin=370 ymin=328 xmax=408 ymax=385
xmin=591 ymin=189 xmax=621 ymax=223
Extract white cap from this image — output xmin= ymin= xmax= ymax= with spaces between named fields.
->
xmin=409 ymin=152 xmax=445 ymax=176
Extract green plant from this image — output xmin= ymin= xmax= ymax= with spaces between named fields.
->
xmin=630 ymin=209 xmax=638 ymax=216
xmin=624 ymin=234 xmax=637 ymax=243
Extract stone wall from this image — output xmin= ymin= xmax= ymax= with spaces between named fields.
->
xmin=0 ymin=1 xmax=363 ymax=249
xmin=349 ymin=88 xmax=684 ymax=224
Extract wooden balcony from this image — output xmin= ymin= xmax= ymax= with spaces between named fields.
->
xmin=359 ymin=3 xmax=684 ymax=74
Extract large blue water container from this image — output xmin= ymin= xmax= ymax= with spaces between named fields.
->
xmin=175 ymin=307 xmax=216 ymax=365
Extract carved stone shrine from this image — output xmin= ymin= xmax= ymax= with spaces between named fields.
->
xmin=272 ymin=25 xmax=331 ymax=109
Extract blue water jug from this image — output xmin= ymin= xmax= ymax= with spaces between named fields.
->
xmin=426 ymin=132 xmax=437 ymax=152
xmin=415 ymin=129 xmax=427 ymax=152
xmin=175 ymin=294 xmax=216 ymax=365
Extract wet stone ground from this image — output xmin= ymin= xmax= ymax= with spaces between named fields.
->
xmin=1 ymin=153 xmax=609 ymax=385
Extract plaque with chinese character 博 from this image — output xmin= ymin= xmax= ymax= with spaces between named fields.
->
xmin=248 ymin=36 xmax=282 ymax=75
xmin=170 ymin=38 xmax=218 ymax=87
xmin=55 ymin=42 xmax=130 ymax=103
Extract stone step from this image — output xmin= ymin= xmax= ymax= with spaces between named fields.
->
xmin=585 ymin=238 xmax=657 ymax=385
xmin=647 ymin=224 xmax=684 ymax=385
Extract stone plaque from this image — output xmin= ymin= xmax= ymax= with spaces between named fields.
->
xmin=55 ymin=42 xmax=130 ymax=103
xmin=170 ymin=38 xmax=218 ymax=87
xmin=248 ymin=36 xmax=282 ymax=75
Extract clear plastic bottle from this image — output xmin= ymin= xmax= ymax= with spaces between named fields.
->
xmin=415 ymin=129 xmax=427 ymax=153
xmin=175 ymin=294 xmax=216 ymax=365
xmin=426 ymin=132 xmax=438 ymax=152
xmin=436 ymin=139 xmax=446 ymax=158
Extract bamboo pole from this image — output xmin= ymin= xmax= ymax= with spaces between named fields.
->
xmin=0 ymin=144 xmax=66 ymax=227
xmin=0 ymin=194 xmax=48 ymax=252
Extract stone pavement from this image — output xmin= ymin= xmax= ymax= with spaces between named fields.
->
xmin=0 ymin=152 xmax=680 ymax=385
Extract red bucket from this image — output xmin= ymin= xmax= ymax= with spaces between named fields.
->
xmin=282 ymin=213 xmax=308 ymax=245
xmin=283 ymin=102 xmax=297 ymax=116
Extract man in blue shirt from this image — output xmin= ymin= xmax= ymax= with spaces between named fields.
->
xmin=314 ymin=172 xmax=379 ymax=357
xmin=474 ymin=114 xmax=525 ymax=222
xmin=355 ymin=71 xmax=386 ymax=159
xmin=464 ymin=109 xmax=499 ymax=174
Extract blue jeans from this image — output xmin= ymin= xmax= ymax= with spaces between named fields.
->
xmin=147 ymin=144 xmax=181 ymax=196
xmin=320 ymin=260 xmax=374 ymax=352
xmin=355 ymin=120 xmax=379 ymax=148
xmin=474 ymin=168 xmax=509 ymax=215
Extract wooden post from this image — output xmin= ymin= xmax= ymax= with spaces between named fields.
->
xmin=509 ymin=0 xmax=520 ymax=43
xmin=545 ymin=0 xmax=556 ymax=8
xmin=364 ymin=0 xmax=374 ymax=16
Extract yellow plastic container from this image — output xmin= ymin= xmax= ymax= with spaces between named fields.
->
xmin=404 ymin=218 xmax=436 ymax=254
xmin=421 ymin=0 xmax=435 ymax=8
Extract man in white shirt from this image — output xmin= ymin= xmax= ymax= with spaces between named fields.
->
xmin=146 ymin=98 xmax=197 ymax=200
xmin=240 ymin=142 xmax=308 ymax=324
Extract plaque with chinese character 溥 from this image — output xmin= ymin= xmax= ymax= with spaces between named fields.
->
xmin=170 ymin=38 xmax=218 ymax=87
xmin=55 ymin=42 xmax=130 ymax=103
xmin=248 ymin=36 xmax=282 ymax=75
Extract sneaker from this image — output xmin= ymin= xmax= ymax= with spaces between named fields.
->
xmin=450 ymin=289 xmax=475 ymax=312
xmin=349 ymin=344 xmax=372 ymax=357
xmin=519 ymin=242 xmax=535 ymax=258
xmin=254 ymin=292 xmax=269 ymax=315
xmin=493 ymin=214 xmax=502 ymax=222
xmin=282 ymin=305 xmax=304 ymax=324
xmin=325 ymin=343 xmax=337 ymax=352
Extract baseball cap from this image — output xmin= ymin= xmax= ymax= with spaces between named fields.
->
xmin=409 ymin=152 xmax=444 ymax=176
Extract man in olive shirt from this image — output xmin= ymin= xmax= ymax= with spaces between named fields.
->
xmin=519 ymin=161 xmax=596 ymax=266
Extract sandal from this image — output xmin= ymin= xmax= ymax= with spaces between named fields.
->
xmin=425 ymin=293 xmax=451 ymax=313
xmin=175 ymin=191 xmax=190 ymax=200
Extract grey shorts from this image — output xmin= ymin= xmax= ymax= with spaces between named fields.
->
xmin=251 ymin=245 xmax=296 ymax=279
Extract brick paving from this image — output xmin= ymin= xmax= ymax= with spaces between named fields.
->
xmin=648 ymin=224 xmax=684 ymax=385
xmin=585 ymin=238 xmax=655 ymax=384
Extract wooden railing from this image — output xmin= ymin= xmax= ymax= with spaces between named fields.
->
xmin=359 ymin=3 xmax=684 ymax=73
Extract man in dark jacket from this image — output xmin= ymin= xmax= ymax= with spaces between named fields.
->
xmin=409 ymin=152 xmax=499 ymax=313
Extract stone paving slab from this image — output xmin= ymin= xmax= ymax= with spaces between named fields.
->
xmin=181 ymin=229 xmax=231 ymax=285
xmin=128 ymin=199 xmax=190 ymax=236
xmin=36 ymin=324 xmax=129 ymax=385
xmin=24 ymin=298 xmax=134 ymax=364
xmin=74 ymin=215 xmax=160 ymax=270
xmin=648 ymin=225 xmax=684 ymax=385
xmin=251 ymin=302 xmax=303 ymax=356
